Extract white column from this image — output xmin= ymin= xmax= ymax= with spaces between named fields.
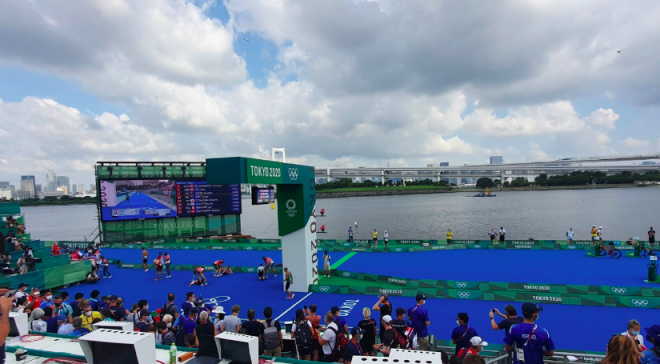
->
xmin=280 ymin=206 xmax=318 ymax=293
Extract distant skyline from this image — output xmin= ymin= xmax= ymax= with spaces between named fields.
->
xmin=0 ymin=1 xmax=659 ymax=186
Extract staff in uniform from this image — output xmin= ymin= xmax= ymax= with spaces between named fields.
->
xmin=447 ymin=229 xmax=453 ymax=244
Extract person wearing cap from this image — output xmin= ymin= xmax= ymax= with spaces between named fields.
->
xmin=331 ymin=306 xmax=349 ymax=336
xmin=641 ymin=325 xmax=660 ymax=364
xmin=373 ymin=315 xmax=396 ymax=357
xmin=457 ymin=337 xmax=488 ymax=358
xmin=373 ymin=293 xmax=392 ymax=341
xmin=108 ymin=295 xmax=125 ymax=321
xmin=409 ymin=293 xmax=431 ymax=350
xmin=345 ymin=327 xmax=364 ymax=364
xmin=14 ymin=283 xmax=28 ymax=301
xmin=136 ymin=309 xmax=152 ymax=332
xmin=490 ymin=305 xmax=523 ymax=337
xmin=452 ymin=312 xmax=478 ymax=355
xmin=181 ymin=307 xmax=198 ymax=335
xmin=504 ymin=303 xmax=554 ymax=364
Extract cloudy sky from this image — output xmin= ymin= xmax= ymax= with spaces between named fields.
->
xmin=0 ymin=0 xmax=659 ymax=186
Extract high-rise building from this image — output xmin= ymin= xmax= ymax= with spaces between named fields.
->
xmin=439 ymin=162 xmax=449 ymax=166
xmin=56 ymin=186 xmax=68 ymax=195
xmin=57 ymin=176 xmax=71 ymax=195
xmin=77 ymin=184 xmax=85 ymax=195
xmin=20 ymin=179 xmax=35 ymax=198
xmin=490 ymin=156 xmax=504 ymax=165
xmin=21 ymin=176 xmax=36 ymax=196
xmin=35 ymin=184 xmax=42 ymax=193
xmin=0 ymin=182 xmax=9 ymax=189
xmin=46 ymin=169 xmax=57 ymax=192
xmin=89 ymin=184 xmax=96 ymax=193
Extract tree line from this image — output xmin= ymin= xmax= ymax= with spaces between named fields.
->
xmin=475 ymin=171 xmax=660 ymax=188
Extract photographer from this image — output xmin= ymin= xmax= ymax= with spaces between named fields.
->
xmin=489 ymin=305 xmax=523 ymax=336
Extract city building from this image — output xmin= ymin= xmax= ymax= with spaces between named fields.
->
xmin=490 ymin=156 xmax=504 ymax=165
xmin=89 ymin=184 xmax=96 ymax=193
xmin=0 ymin=182 xmax=9 ymax=189
xmin=39 ymin=191 xmax=65 ymax=199
xmin=0 ymin=188 xmax=11 ymax=200
xmin=20 ymin=176 xmax=36 ymax=196
xmin=439 ymin=162 xmax=449 ymax=166
xmin=46 ymin=169 xmax=57 ymax=192
xmin=36 ymin=184 xmax=42 ymax=193
xmin=77 ymin=184 xmax=85 ymax=195
xmin=19 ymin=179 xmax=35 ymax=199
xmin=57 ymin=176 xmax=71 ymax=195
xmin=56 ymin=186 xmax=68 ymax=195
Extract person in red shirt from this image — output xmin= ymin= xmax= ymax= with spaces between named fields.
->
xmin=154 ymin=253 xmax=164 ymax=281
xmin=213 ymin=260 xmax=226 ymax=277
xmin=51 ymin=243 xmax=60 ymax=256
xmin=28 ymin=288 xmax=42 ymax=313
xmin=189 ymin=267 xmax=207 ymax=287
xmin=164 ymin=252 xmax=172 ymax=279
xmin=262 ymin=256 xmax=277 ymax=278
xmin=457 ymin=337 xmax=488 ymax=359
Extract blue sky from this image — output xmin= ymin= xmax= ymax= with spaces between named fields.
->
xmin=0 ymin=0 xmax=658 ymax=187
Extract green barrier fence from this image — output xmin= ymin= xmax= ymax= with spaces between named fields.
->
xmin=331 ymin=270 xmax=660 ymax=297
xmin=0 ymin=202 xmax=20 ymax=215
xmin=309 ymin=283 xmax=660 ymax=308
xmin=0 ymin=227 xmax=17 ymax=236
xmin=9 ymin=247 xmax=51 ymax=262
xmin=0 ymin=260 xmax=90 ymax=290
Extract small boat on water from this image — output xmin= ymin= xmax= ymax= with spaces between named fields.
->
xmin=467 ymin=187 xmax=497 ymax=197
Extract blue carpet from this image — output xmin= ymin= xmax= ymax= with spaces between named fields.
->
xmin=340 ymin=249 xmax=658 ymax=287
xmin=62 ymin=265 xmax=660 ymax=352
xmin=101 ymin=248 xmax=347 ymax=270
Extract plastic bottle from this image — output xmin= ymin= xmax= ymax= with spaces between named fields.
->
xmin=169 ymin=342 xmax=177 ymax=364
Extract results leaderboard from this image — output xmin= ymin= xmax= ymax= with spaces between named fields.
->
xmin=175 ymin=182 xmax=241 ymax=217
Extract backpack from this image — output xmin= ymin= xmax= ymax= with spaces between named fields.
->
xmin=294 ymin=321 xmax=312 ymax=350
xmin=175 ymin=316 xmax=189 ymax=347
xmin=160 ymin=303 xmax=174 ymax=320
xmin=263 ymin=320 xmax=281 ymax=350
xmin=328 ymin=326 xmax=349 ymax=359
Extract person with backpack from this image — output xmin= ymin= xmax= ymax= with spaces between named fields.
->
xmin=372 ymin=293 xmax=392 ymax=341
xmin=291 ymin=309 xmax=314 ymax=360
xmin=345 ymin=327 xmax=364 ymax=364
xmin=373 ymin=315 xmax=396 ymax=357
xmin=160 ymin=293 xmax=179 ymax=322
xmin=318 ymin=311 xmax=340 ymax=362
xmin=261 ymin=307 xmax=283 ymax=357
xmin=456 ymin=337 xmax=488 ymax=359
xmin=357 ymin=308 xmax=377 ymax=356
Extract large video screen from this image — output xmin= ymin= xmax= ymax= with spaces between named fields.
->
xmin=100 ymin=180 xmax=241 ymax=221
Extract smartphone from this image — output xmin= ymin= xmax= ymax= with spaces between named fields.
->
xmin=4 ymin=289 xmax=16 ymax=298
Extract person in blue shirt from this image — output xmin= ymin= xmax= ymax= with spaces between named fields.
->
xmin=71 ymin=317 xmax=90 ymax=337
xmin=348 ymin=227 xmax=354 ymax=242
xmin=331 ymin=306 xmax=349 ymax=335
xmin=641 ymin=325 xmax=660 ymax=364
xmin=182 ymin=292 xmax=195 ymax=317
xmin=88 ymin=290 xmax=100 ymax=311
xmin=39 ymin=290 xmax=54 ymax=309
xmin=504 ymin=303 xmax=555 ymax=364
xmin=451 ymin=312 xmax=478 ymax=355
xmin=345 ymin=327 xmax=364 ymax=364
xmin=408 ymin=294 xmax=431 ymax=351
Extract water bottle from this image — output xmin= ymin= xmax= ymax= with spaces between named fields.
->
xmin=169 ymin=342 xmax=177 ymax=364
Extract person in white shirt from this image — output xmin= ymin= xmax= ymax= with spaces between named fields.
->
xmin=384 ymin=231 xmax=390 ymax=249
xmin=14 ymin=283 xmax=28 ymax=301
xmin=58 ymin=320 xmax=74 ymax=335
xmin=498 ymin=227 xmax=506 ymax=244
xmin=30 ymin=308 xmax=47 ymax=332
xmin=566 ymin=228 xmax=574 ymax=245
xmin=621 ymin=319 xmax=644 ymax=350
xmin=323 ymin=252 xmax=331 ymax=278
xmin=318 ymin=312 xmax=338 ymax=362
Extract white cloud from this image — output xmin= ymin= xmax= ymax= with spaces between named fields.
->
xmin=622 ymin=137 xmax=650 ymax=148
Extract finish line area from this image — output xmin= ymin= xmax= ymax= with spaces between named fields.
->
xmin=67 ymin=246 xmax=660 ymax=353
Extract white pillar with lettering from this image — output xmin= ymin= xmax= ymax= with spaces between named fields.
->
xmin=280 ymin=207 xmax=318 ymax=293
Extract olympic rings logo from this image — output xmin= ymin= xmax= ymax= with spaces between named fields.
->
xmin=456 ymin=282 xmax=468 ymax=288
xmin=344 ymin=243 xmax=350 ymax=246
xmin=611 ymin=287 xmax=627 ymax=294
xmin=457 ymin=292 xmax=471 ymax=299
xmin=631 ymin=299 xmax=649 ymax=307
xmin=342 ymin=272 xmax=351 ymax=277
xmin=246 ymin=247 xmax=253 ymax=250
xmin=288 ymin=168 xmax=299 ymax=181
xmin=246 ymin=268 xmax=254 ymax=272
xmin=567 ymin=245 xmax=577 ymax=249
xmin=394 ymin=248 xmax=402 ymax=252
xmin=319 ymin=286 xmax=331 ymax=292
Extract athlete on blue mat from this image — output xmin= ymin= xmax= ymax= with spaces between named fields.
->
xmin=190 ymin=267 xmax=208 ymax=287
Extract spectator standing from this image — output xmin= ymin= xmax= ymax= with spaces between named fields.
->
xmin=408 ymin=293 xmax=431 ymax=351
xmin=391 ymin=307 xmax=409 ymax=336
xmin=372 ymin=229 xmax=378 ymax=248
xmin=291 ymin=309 xmax=313 ymax=360
xmin=331 ymin=306 xmax=348 ymax=335
xmin=58 ymin=318 xmax=74 ymax=335
xmin=488 ymin=229 xmax=497 ymax=244
xmin=348 ymin=227 xmax=354 ymax=242
xmin=213 ymin=307 xmax=225 ymax=334
xmin=39 ymin=290 xmax=54 ymax=309
xmin=383 ymin=230 xmax=389 ymax=249
xmin=499 ymin=227 xmax=506 ymax=244
xmin=451 ymin=313 xmax=478 ymax=355
xmin=30 ymin=308 xmax=47 ymax=332
xmin=318 ymin=312 xmax=338 ymax=362
xmin=373 ymin=315 xmax=396 ymax=357
xmin=602 ymin=335 xmax=640 ymax=364
xmin=136 ymin=310 xmax=152 ymax=332
xmin=223 ymin=305 xmax=242 ymax=333
xmin=260 ymin=307 xmax=283 ymax=358
xmin=372 ymin=293 xmax=392 ymax=341
xmin=649 ymin=228 xmax=656 ymax=246
xmin=345 ymin=327 xmax=364 ymax=364
xmin=304 ymin=304 xmax=323 ymax=361
xmin=566 ymin=228 xmax=574 ymax=244
xmin=641 ymin=325 xmax=660 ymax=364
xmin=621 ymin=319 xmax=645 ymax=350
xmin=71 ymin=293 xmax=85 ymax=317
xmin=161 ymin=293 xmax=179 ymax=321
xmin=88 ymin=290 xmax=100 ymax=311
xmin=457 ymin=337 xmax=488 ymax=358
xmin=43 ymin=308 xmax=59 ymax=333
xmin=504 ymin=303 xmax=555 ymax=364
xmin=490 ymin=305 xmax=523 ymax=337
xmin=242 ymin=309 xmax=261 ymax=337
xmin=194 ymin=311 xmax=218 ymax=357
xmin=108 ymin=295 xmax=125 ymax=321
xmin=53 ymin=295 xmax=73 ymax=324
xmin=157 ymin=322 xmax=175 ymax=346
xmin=182 ymin=292 xmax=195 ymax=317
xmin=357 ymin=308 xmax=377 ymax=356
xmin=71 ymin=317 xmax=90 ymax=337
xmin=14 ymin=283 xmax=28 ymax=302
xmin=79 ymin=304 xmax=101 ymax=331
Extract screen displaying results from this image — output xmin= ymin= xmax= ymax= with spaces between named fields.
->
xmin=175 ymin=182 xmax=241 ymax=216
xmin=251 ymin=186 xmax=275 ymax=205
xmin=99 ymin=179 xmax=241 ymax=221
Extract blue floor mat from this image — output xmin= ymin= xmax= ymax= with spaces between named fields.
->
xmin=340 ymin=249 xmax=657 ymax=287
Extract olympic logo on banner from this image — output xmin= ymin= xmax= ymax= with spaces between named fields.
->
xmin=344 ymin=243 xmax=350 ymax=246
xmin=288 ymin=168 xmax=299 ymax=181
xmin=611 ymin=287 xmax=627 ymax=294
xmin=342 ymin=272 xmax=351 ymax=277
xmin=394 ymin=248 xmax=402 ymax=252
xmin=456 ymin=282 xmax=468 ymax=288
xmin=567 ymin=245 xmax=577 ymax=250
xmin=631 ymin=299 xmax=649 ymax=307
xmin=286 ymin=199 xmax=297 ymax=217
xmin=457 ymin=292 xmax=471 ymax=299
xmin=319 ymin=286 xmax=331 ymax=292
xmin=473 ymin=245 xmax=481 ymax=249
xmin=246 ymin=247 xmax=253 ymax=250
xmin=245 ymin=268 xmax=255 ymax=273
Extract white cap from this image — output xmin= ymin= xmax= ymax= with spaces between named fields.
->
xmin=599 ymin=226 xmax=603 ymax=229
xmin=381 ymin=315 xmax=392 ymax=323
xmin=470 ymin=337 xmax=488 ymax=346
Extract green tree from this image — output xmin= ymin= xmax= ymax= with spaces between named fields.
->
xmin=535 ymin=173 xmax=548 ymax=186
xmin=503 ymin=181 xmax=510 ymax=187
xmin=476 ymin=178 xmax=494 ymax=188
xmin=511 ymin=177 xmax=530 ymax=187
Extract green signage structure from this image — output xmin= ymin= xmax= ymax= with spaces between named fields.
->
xmin=207 ymin=157 xmax=318 ymax=291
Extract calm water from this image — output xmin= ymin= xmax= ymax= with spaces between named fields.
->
xmin=21 ymin=188 xmax=660 ymax=241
